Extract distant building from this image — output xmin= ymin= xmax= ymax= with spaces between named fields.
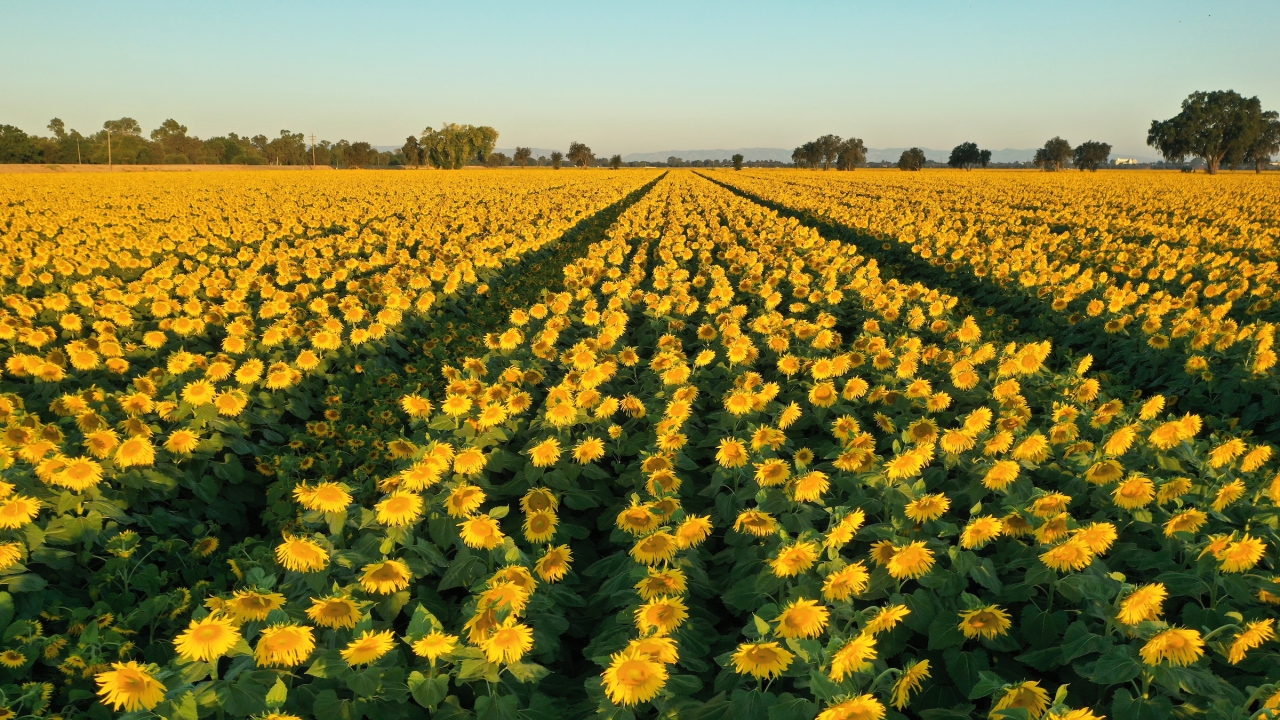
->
xmin=1113 ymin=158 xmax=1140 ymax=165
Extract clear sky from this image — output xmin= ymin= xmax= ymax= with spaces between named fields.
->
xmin=3 ymin=0 xmax=1277 ymax=157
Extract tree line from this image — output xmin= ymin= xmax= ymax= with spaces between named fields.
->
xmin=0 ymin=117 xmax=409 ymax=168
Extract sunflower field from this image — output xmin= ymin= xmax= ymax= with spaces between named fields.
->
xmin=1 ymin=168 xmax=1278 ymax=720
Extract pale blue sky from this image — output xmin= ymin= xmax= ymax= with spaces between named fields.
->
xmin=2 ymin=0 xmax=1277 ymax=157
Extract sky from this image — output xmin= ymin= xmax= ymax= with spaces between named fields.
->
xmin=3 ymin=0 xmax=1278 ymax=158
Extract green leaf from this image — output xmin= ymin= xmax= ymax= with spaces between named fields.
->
xmin=346 ymin=667 xmax=382 ymax=697
xmin=945 ymin=647 xmax=988 ymax=696
xmin=1020 ymin=605 xmax=1066 ymax=650
xmin=5 ymin=574 xmax=47 ymax=593
xmin=753 ymin=614 xmax=772 ymax=637
xmin=476 ymin=693 xmax=520 ymax=720
xmin=266 ymin=678 xmax=288 ymax=708
xmin=968 ymin=671 xmax=1007 ymax=699
xmin=1111 ymin=688 xmax=1173 ymax=720
xmin=506 ymin=661 xmax=550 ymax=684
xmin=408 ymin=671 xmax=449 ymax=708
xmin=1085 ymin=640 xmax=1146 ymax=681
xmin=927 ymin=611 xmax=965 ymax=650
xmin=767 ymin=693 xmax=817 ymax=720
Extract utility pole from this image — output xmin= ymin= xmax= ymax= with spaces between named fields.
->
xmin=310 ymin=133 xmax=316 ymax=169
xmin=107 ymin=129 xmax=112 ymax=169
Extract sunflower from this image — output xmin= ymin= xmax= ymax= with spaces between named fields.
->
xmin=524 ymin=509 xmax=558 ymax=543
xmin=816 ymin=693 xmax=885 ymax=720
xmin=404 ymin=631 xmax=458 ymax=663
xmin=224 ymin=589 xmax=285 ymax=622
xmin=992 ymin=681 xmax=1050 ymax=718
xmin=0 ymin=650 xmax=25 ymax=668
xmin=733 ymin=509 xmax=778 ymax=537
xmin=904 ymin=493 xmax=950 ymax=523
xmin=306 ymin=596 xmax=362 ymax=629
xmin=983 ymin=461 xmax=1021 ymax=491
xmin=603 ymin=648 xmax=668 ymax=706
xmin=829 ymin=632 xmax=877 ymax=680
xmin=822 ymin=562 xmax=870 ymax=602
xmin=574 ymin=437 xmax=606 ymax=463
xmin=626 ymin=635 xmax=679 ymax=664
xmin=616 ymin=503 xmax=660 ymax=535
xmin=1140 ymin=627 xmax=1204 ymax=666
xmin=481 ymin=619 xmax=534 ymax=664
xmin=95 ymin=661 xmax=167 ymax=712
xmin=754 ymin=459 xmax=791 ymax=487
xmin=528 ymin=438 xmax=561 ymax=467
xmin=865 ymin=604 xmax=911 ymax=634
xmin=174 ymin=615 xmax=241 ymax=663
xmin=445 ymin=484 xmax=486 ymax=517
xmin=360 ymin=559 xmax=412 ymax=594
xmin=293 ymin=482 xmax=352 ymax=513
xmin=51 ymin=457 xmax=103 ymax=491
xmin=375 ymin=491 xmax=424 ymax=527
xmin=674 ymin=516 xmax=712 ymax=548
xmin=630 ymin=531 xmax=679 ymax=566
xmin=891 ymin=659 xmax=930 ymax=709
xmin=1112 ymin=474 xmax=1155 ymax=509
xmin=459 ymin=515 xmax=505 ymax=550
xmin=452 ymin=447 xmax=487 ymax=475
xmin=715 ymin=438 xmax=749 ymax=468
xmin=791 ymin=471 xmax=829 ymax=502
xmin=274 ymin=535 xmax=329 ymax=573
xmin=1163 ymin=509 xmax=1207 ymax=537
xmin=1219 ymin=534 xmax=1266 ymax=572
xmin=535 ymin=545 xmax=572 ymax=582
xmin=114 ymin=437 xmax=156 ymax=468
xmin=731 ymin=642 xmax=793 ymax=679
xmin=774 ymin=598 xmax=829 ymax=639
xmin=255 ymin=624 xmax=316 ymax=667
xmin=957 ymin=605 xmax=1011 ymax=639
xmin=960 ymin=516 xmax=1003 ymax=549
xmin=1040 ymin=538 xmax=1094 ymax=572
xmin=342 ymin=630 xmax=395 ymax=666
xmin=635 ymin=568 xmax=688 ymax=600
xmin=0 ymin=543 xmax=23 ymax=571
xmin=521 ymin=487 xmax=558 ymax=513
xmin=1227 ymin=619 xmax=1275 ymax=664
xmin=0 ymin=496 xmax=40 ymax=529
xmin=164 ymin=429 xmax=200 ymax=454
xmin=635 ymin=596 xmax=689 ymax=635
xmin=885 ymin=541 xmax=935 ymax=580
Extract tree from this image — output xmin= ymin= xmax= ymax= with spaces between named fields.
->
xmin=609 ymin=154 xmax=623 ymax=170
xmin=1073 ymin=140 xmax=1111 ymax=171
xmin=791 ymin=141 xmax=822 ymax=169
xmin=344 ymin=142 xmax=375 ymax=169
xmin=514 ymin=147 xmax=532 ymax=167
xmin=567 ymin=141 xmax=594 ymax=168
xmin=550 ymin=151 xmax=563 ymax=169
xmin=1033 ymin=137 xmax=1073 ymax=171
xmin=419 ymin=123 xmax=499 ymax=169
xmin=979 ymin=149 xmax=992 ymax=168
xmin=1147 ymin=90 xmax=1268 ymax=174
xmin=103 ymin=118 xmax=142 ymax=136
xmin=897 ymin=147 xmax=926 ymax=171
xmin=401 ymin=136 xmax=423 ymax=167
xmin=815 ymin=134 xmax=842 ymax=170
xmin=486 ymin=152 xmax=509 ymax=168
xmin=47 ymin=118 xmax=67 ymax=139
xmin=1243 ymin=111 xmax=1279 ymax=173
xmin=836 ymin=138 xmax=866 ymax=170
xmin=0 ymin=125 xmax=41 ymax=163
xmin=732 ymin=153 xmax=744 ymax=171
xmin=948 ymin=142 xmax=984 ymax=170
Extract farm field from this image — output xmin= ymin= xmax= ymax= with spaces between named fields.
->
xmin=1 ymin=168 xmax=1279 ymax=720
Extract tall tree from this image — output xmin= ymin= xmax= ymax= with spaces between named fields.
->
xmin=814 ymin=134 xmax=841 ymax=170
xmin=836 ymin=137 xmax=866 ymax=170
xmin=47 ymin=118 xmax=67 ymax=139
xmin=401 ymin=136 xmax=423 ymax=166
xmin=732 ymin=153 xmax=744 ymax=171
xmin=1147 ymin=90 xmax=1267 ymax=174
xmin=344 ymin=142 xmax=375 ymax=169
xmin=897 ymin=147 xmax=926 ymax=171
xmin=550 ymin=151 xmax=563 ymax=169
xmin=609 ymin=154 xmax=623 ymax=170
xmin=1243 ymin=111 xmax=1280 ymax=173
xmin=513 ymin=147 xmax=532 ymax=167
xmin=420 ymin=124 xmax=500 ymax=169
xmin=1073 ymin=141 xmax=1111 ymax=171
xmin=567 ymin=141 xmax=594 ymax=168
xmin=948 ymin=142 xmax=983 ymax=170
xmin=1033 ymin=137 xmax=1073 ymax=171
xmin=979 ymin=149 xmax=992 ymax=168
xmin=486 ymin=152 xmax=509 ymax=167
xmin=103 ymin=117 xmax=142 ymax=136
